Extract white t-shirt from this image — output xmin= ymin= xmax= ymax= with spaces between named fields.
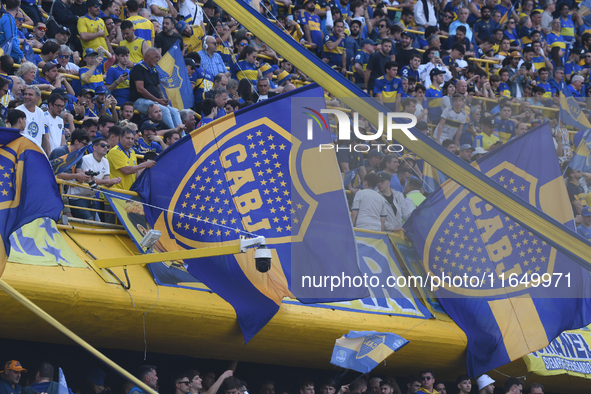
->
xmin=71 ymin=154 xmax=110 ymax=197
xmin=439 ymin=106 xmax=469 ymax=142
xmin=351 ymin=189 xmax=388 ymax=231
xmin=16 ymin=104 xmax=47 ymax=151
xmin=179 ymin=0 xmax=203 ymax=26
xmin=45 ymin=112 xmax=65 ymax=154
xmin=147 ymin=0 xmax=169 ymax=26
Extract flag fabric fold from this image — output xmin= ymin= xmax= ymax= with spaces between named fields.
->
xmin=132 ymin=84 xmax=367 ymax=342
xmin=559 ymin=85 xmax=591 ymax=130
xmin=156 ymin=41 xmax=194 ymax=110
xmin=330 ymin=330 xmax=409 ymax=373
xmin=404 ymin=122 xmax=591 ymax=377
xmin=50 ymin=146 xmax=86 ymax=175
xmin=0 ymin=128 xmax=63 ymax=276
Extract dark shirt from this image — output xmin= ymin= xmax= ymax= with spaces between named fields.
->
xmin=395 ymin=46 xmax=421 ymax=70
xmin=54 ymin=0 xmax=79 ymax=31
xmin=70 ymin=1 xmax=87 ymax=17
xmin=567 ymin=181 xmax=586 ymax=217
xmin=130 ymin=61 xmax=161 ymax=102
xmin=0 ymin=378 xmax=21 ymax=394
xmin=154 ymin=32 xmax=183 ymax=55
xmin=366 ymin=51 xmax=389 ymax=93
xmin=441 ymin=35 xmax=471 ymax=51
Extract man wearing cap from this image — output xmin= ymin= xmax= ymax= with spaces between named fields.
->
xmin=564 ymin=48 xmax=585 ymax=83
xmin=364 ymin=149 xmax=384 ymax=173
xmin=0 ymin=361 xmax=26 ymax=394
xmin=473 ymin=116 xmax=501 ymax=151
xmin=70 ymin=89 xmax=99 ymax=121
xmin=39 ymin=63 xmax=76 ymax=97
xmin=80 ymin=47 xmax=111 ymax=91
xmin=351 ymin=173 xmax=388 ymax=231
xmin=300 ymin=0 xmax=324 ymax=54
xmin=78 ymin=0 xmax=112 ymax=53
xmin=458 ymin=144 xmax=473 ymax=163
xmin=177 ymin=20 xmax=205 ymax=54
xmin=576 ymin=206 xmax=591 ymax=239
xmin=476 ymin=375 xmax=494 ymax=394
xmin=54 ymin=27 xmax=71 ymax=47
xmin=350 ymin=39 xmax=373 ymax=88
xmin=377 ymin=171 xmax=413 ymax=231
xmin=135 ymin=121 xmax=166 ymax=154
xmin=94 ymin=86 xmax=118 ymax=120
xmin=443 ymin=43 xmax=466 ymax=78
xmin=425 ymin=68 xmax=445 ymax=123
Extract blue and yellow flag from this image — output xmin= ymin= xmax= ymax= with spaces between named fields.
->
xmin=404 ymin=123 xmax=591 ymax=377
xmin=50 ymin=146 xmax=86 ymax=175
xmin=132 ymin=84 xmax=367 ymax=342
xmin=559 ymin=84 xmax=591 ymax=130
xmin=157 ymin=41 xmax=194 ymax=110
xmin=422 ymin=161 xmax=447 ymax=194
xmin=330 ymin=330 xmax=409 ymax=373
xmin=569 ymin=129 xmax=591 ymax=173
xmin=0 ymin=128 xmax=63 ymax=276
xmin=499 ymin=2 xmax=516 ymax=26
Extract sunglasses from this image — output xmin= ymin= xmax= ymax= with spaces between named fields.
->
xmin=37 ymin=26 xmax=47 ymax=31
xmin=444 ymin=14 xmax=452 ymax=17
xmin=422 ymin=377 xmax=433 ymax=381
xmin=239 ymin=42 xmax=248 ymax=46
xmin=99 ymin=143 xmax=110 ymax=148
xmin=17 ymin=17 xmax=25 ymax=22
xmin=58 ymin=54 xmax=70 ymax=59
xmin=379 ymin=24 xmax=387 ymax=27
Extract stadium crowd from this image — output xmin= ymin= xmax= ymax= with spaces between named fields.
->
xmin=0 ymin=0 xmax=590 ymax=231
xmin=0 ymin=360 xmax=550 ymax=394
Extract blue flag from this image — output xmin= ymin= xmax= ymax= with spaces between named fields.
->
xmin=330 ymin=331 xmax=409 ymax=373
xmin=156 ymin=41 xmax=194 ymax=110
xmin=133 ymin=84 xmax=367 ymax=342
xmin=50 ymin=146 xmax=86 ymax=175
xmin=0 ymin=128 xmax=63 ymax=275
xmin=404 ymin=122 xmax=591 ymax=377
xmin=568 ymin=129 xmax=591 ymax=173
xmin=559 ymin=85 xmax=591 ymax=130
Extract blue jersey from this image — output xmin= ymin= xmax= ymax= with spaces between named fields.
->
xmin=565 ymin=60 xmax=582 ymax=78
xmin=577 ymin=224 xmax=591 ymax=240
xmin=230 ymin=60 xmax=259 ymax=85
xmin=79 ymin=63 xmax=105 ymax=91
xmin=373 ymin=76 xmax=404 ymax=109
xmin=399 ymin=65 xmax=419 ymax=80
xmin=192 ymin=66 xmax=214 ymax=104
xmin=134 ymin=137 xmax=162 ymax=154
xmin=300 ymin=11 xmax=323 ymax=50
xmin=322 ymin=33 xmax=345 ymax=67
xmin=474 ymin=19 xmax=495 ymax=41
xmin=334 ymin=0 xmax=350 ymax=19
xmin=494 ymin=116 xmax=515 ymax=143
xmin=352 ymin=49 xmax=370 ymax=84
xmin=425 ymin=84 xmax=442 ymax=122
xmin=105 ymin=63 xmax=131 ymax=105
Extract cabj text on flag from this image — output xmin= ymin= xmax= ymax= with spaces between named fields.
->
xmin=133 ymin=84 xmax=368 ymax=342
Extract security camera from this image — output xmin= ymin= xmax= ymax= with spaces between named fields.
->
xmin=254 ymin=245 xmax=272 ymax=273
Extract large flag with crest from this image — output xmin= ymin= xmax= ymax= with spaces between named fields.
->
xmin=404 ymin=122 xmax=591 ymax=377
xmin=156 ymin=41 xmax=194 ymax=110
xmin=133 ymin=84 xmax=368 ymax=342
xmin=0 ymin=128 xmax=63 ymax=276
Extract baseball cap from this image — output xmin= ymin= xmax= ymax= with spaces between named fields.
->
xmin=509 ymin=50 xmax=521 ymax=58
xmin=460 ymin=144 xmax=474 ymax=151
xmin=582 ymin=206 xmax=591 ymax=216
xmin=260 ymin=63 xmax=278 ymax=75
xmin=304 ymin=0 xmax=316 ymax=4
xmin=360 ymin=38 xmax=376 ymax=46
xmin=401 ymin=153 xmax=416 ymax=162
xmin=473 ymin=147 xmax=486 ymax=155
xmin=476 ymin=375 xmax=494 ymax=392
xmin=0 ymin=361 xmax=27 ymax=373
xmin=141 ymin=120 xmax=159 ymax=132
xmin=53 ymin=87 xmax=68 ymax=98
xmin=203 ymin=0 xmax=217 ymax=8
xmin=56 ymin=26 xmax=70 ymax=35
xmin=400 ymin=31 xmax=412 ymax=39
xmin=368 ymin=149 xmax=385 ymax=158
xmin=87 ymin=0 xmax=101 ymax=7
xmin=185 ymin=58 xmax=197 ymax=68
xmin=87 ymin=368 xmax=106 ymax=387
xmin=42 ymin=62 xmax=57 ymax=74
xmin=574 ymin=48 xmax=587 ymax=56
xmin=481 ymin=116 xmax=496 ymax=128
xmin=79 ymin=88 xmax=96 ymax=98
xmin=377 ymin=171 xmax=392 ymax=182
xmin=84 ymin=48 xmax=98 ymax=57
xmin=95 ymin=85 xmax=106 ymax=95
xmin=175 ymin=20 xmax=188 ymax=33
xmin=430 ymin=68 xmax=446 ymax=77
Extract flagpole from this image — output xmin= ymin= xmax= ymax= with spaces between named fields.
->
xmin=0 ymin=278 xmax=158 ymax=394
